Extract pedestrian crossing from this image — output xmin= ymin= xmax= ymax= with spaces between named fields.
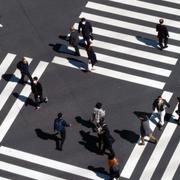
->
xmin=0 ymin=0 xmax=180 ymax=179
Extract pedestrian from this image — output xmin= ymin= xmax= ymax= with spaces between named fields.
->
xmin=139 ymin=114 xmax=158 ymax=145
xmin=101 ymin=124 xmax=115 ymax=155
xmin=91 ymin=102 xmax=105 ymax=130
xmin=108 ymin=153 xmax=120 ymax=180
xmin=54 ymin=112 xmax=71 ymax=150
xmin=152 ymin=95 xmax=170 ymax=130
xmin=86 ymin=43 xmax=97 ymax=71
xmin=96 ymin=121 xmax=105 ymax=153
xmin=31 ymin=76 xmax=48 ymax=110
xmin=78 ymin=17 xmax=93 ymax=47
xmin=69 ymin=26 xmax=80 ymax=56
xmin=175 ymin=97 xmax=180 ymax=125
xmin=156 ymin=19 xmax=169 ymax=50
xmin=16 ymin=57 xmax=33 ymax=84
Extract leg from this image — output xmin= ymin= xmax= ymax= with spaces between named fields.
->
xmin=20 ymin=72 xmax=25 ymax=84
xmin=26 ymin=72 xmax=33 ymax=84
xmin=164 ymin=37 xmax=168 ymax=48
xmin=74 ymin=45 xmax=80 ymax=56
xmin=149 ymin=134 xmax=158 ymax=144
xmin=60 ymin=131 xmax=66 ymax=150
xmin=159 ymin=109 xmax=166 ymax=127
xmin=34 ymin=94 xmax=40 ymax=109
xmin=158 ymin=37 xmax=163 ymax=50
xmin=139 ymin=135 xmax=145 ymax=145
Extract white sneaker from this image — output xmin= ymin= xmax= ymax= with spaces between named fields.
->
xmin=44 ymin=97 xmax=48 ymax=103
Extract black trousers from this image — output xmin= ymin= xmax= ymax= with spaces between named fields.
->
xmin=20 ymin=72 xmax=33 ymax=83
xmin=158 ymin=36 xmax=168 ymax=49
xmin=34 ymin=93 xmax=44 ymax=107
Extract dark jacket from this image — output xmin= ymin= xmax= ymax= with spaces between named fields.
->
xmin=17 ymin=61 xmax=29 ymax=74
xmin=78 ymin=21 xmax=93 ymax=38
xmin=153 ymin=98 xmax=170 ymax=111
xmin=156 ymin=24 xmax=169 ymax=38
xmin=69 ymin=30 xmax=79 ymax=46
xmin=54 ymin=118 xmax=70 ymax=132
xmin=31 ymin=82 xmax=43 ymax=95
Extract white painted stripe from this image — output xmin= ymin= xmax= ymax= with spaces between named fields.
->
xmin=120 ymin=91 xmax=172 ymax=179
xmin=161 ymin=141 xmax=180 ymax=180
xmin=52 ymin=56 xmax=165 ymax=89
xmin=0 ymin=161 xmax=66 ymax=180
xmin=80 ymin=12 xmax=180 ymax=41
xmin=0 ymin=146 xmax=107 ymax=180
xmin=109 ymin=0 xmax=180 ymax=16
xmin=68 ymin=46 xmax=171 ymax=77
xmin=162 ymin=0 xmax=180 ymax=4
xmin=74 ymin=23 xmax=180 ymax=54
xmin=86 ymin=2 xmax=180 ymax=28
xmin=0 ymin=177 xmax=11 ymax=180
xmin=86 ymin=39 xmax=177 ymax=65
xmin=0 ymin=61 xmax=48 ymax=142
xmin=0 ymin=53 xmax=16 ymax=80
xmin=0 ymin=24 xmax=3 ymax=27
xmin=140 ymin=107 xmax=179 ymax=180
xmin=0 ymin=57 xmax=32 ymax=111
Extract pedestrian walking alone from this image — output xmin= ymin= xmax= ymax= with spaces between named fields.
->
xmin=152 ymin=95 xmax=170 ymax=130
xmin=139 ymin=114 xmax=158 ymax=145
xmin=86 ymin=43 xmax=97 ymax=71
xmin=69 ymin=26 xmax=80 ymax=56
xmin=78 ymin=17 xmax=93 ymax=46
xmin=156 ymin=19 xmax=169 ymax=50
xmin=175 ymin=97 xmax=180 ymax=125
xmin=31 ymin=76 xmax=48 ymax=110
xmin=16 ymin=57 xmax=33 ymax=84
xmin=108 ymin=153 xmax=120 ymax=180
xmin=54 ymin=112 xmax=71 ymax=151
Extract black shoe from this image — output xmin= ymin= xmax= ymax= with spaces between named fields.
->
xmin=164 ymin=45 xmax=168 ymax=48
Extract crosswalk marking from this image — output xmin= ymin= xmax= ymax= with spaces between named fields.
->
xmin=162 ymin=0 xmax=180 ymax=4
xmin=0 ymin=161 xmax=66 ymax=180
xmin=0 ymin=24 xmax=3 ymax=27
xmin=86 ymin=1 xmax=180 ymax=28
xmin=68 ymin=46 xmax=171 ymax=77
xmin=139 ymin=107 xmax=179 ymax=180
xmin=0 ymin=177 xmax=11 ymax=180
xmin=52 ymin=56 xmax=165 ymax=89
xmin=161 ymin=141 xmax=180 ymax=180
xmin=79 ymin=12 xmax=180 ymax=42
xmin=120 ymin=91 xmax=173 ymax=179
xmin=0 ymin=146 xmax=107 ymax=180
xmin=109 ymin=0 xmax=180 ymax=16
xmin=74 ymin=23 xmax=180 ymax=54
xmin=0 ymin=57 xmax=32 ymax=112
xmin=0 ymin=61 xmax=48 ymax=143
xmin=0 ymin=53 xmax=16 ymax=81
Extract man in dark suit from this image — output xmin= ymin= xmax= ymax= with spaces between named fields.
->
xmin=156 ymin=19 xmax=169 ymax=50
xmin=78 ymin=18 xmax=93 ymax=46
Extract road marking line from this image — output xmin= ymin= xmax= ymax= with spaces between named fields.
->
xmin=86 ymin=2 xmax=180 ymax=28
xmin=52 ymin=56 xmax=165 ymax=89
xmin=68 ymin=46 xmax=171 ymax=77
xmin=0 ymin=177 xmax=11 ymax=180
xmin=74 ymin=23 xmax=180 ymax=54
xmin=161 ymin=141 xmax=180 ymax=180
xmin=0 ymin=57 xmax=32 ymax=112
xmin=0 ymin=24 xmax=3 ymax=27
xmin=0 ymin=61 xmax=48 ymax=143
xmin=79 ymin=12 xmax=180 ymax=42
xmin=139 ymin=106 xmax=179 ymax=180
xmin=120 ymin=91 xmax=173 ymax=179
xmin=162 ymin=0 xmax=180 ymax=4
xmin=109 ymin=0 xmax=180 ymax=16
xmin=0 ymin=53 xmax=16 ymax=81
xmin=0 ymin=161 xmax=66 ymax=180
xmin=0 ymin=146 xmax=107 ymax=180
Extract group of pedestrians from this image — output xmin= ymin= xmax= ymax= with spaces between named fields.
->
xmin=68 ymin=17 xmax=97 ymax=71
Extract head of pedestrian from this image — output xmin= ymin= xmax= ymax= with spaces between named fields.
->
xmin=58 ymin=112 xmax=63 ymax=119
xmin=81 ymin=17 xmax=86 ymax=25
xmin=22 ymin=57 xmax=27 ymax=63
xmin=70 ymin=26 xmax=75 ymax=32
xmin=33 ymin=76 xmax=38 ymax=84
xmin=159 ymin=19 xmax=164 ymax=24
xmin=95 ymin=102 xmax=102 ymax=109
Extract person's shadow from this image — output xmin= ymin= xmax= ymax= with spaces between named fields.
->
xmin=35 ymin=128 xmax=61 ymax=150
xmin=2 ymin=74 xmax=19 ymax=82
xmin=88 ymin=166 xmax=109 ymax=180
xmin=79 ymin=130 xmax=99 ymax=154
xmin=75 ymin=116 xmax=95 ymax=129
xmin=136 ymin=36 xmax=158 ymax=48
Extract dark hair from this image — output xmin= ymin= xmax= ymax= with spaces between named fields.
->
xmin=95 ymin=102 xmax=102 ymax=109
xmin=58 ymin=112 xmax=63 ymax=118
xmin=108 ymin=153 xmax=115 ymax=160
xmin=33 ymin=76 xmax=38 ymax=81
xmin=159 ymin=19 xmax=164 ymax=24
xmin=81 ymin=17 xmax=86 ymax=22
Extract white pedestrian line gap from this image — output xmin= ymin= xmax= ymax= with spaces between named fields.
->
xmin=0 ymin=57 xmax=32 ymax=112
xmin=79 ymin=12 xmax=180 ymax=41
xmin=84 ymin=39 xmax=177 ymax=65
xmin=74 ymin=23 xmax=180 ymax=54
xmin=0 ymin=53 xmax=16 ymax=81
xmin=162 ymin=0 xmax=180 ymax=4
xmin=0 ymin=61 xmax=48 ymax=143
xmin=109 ymin=0 xmax=180 ymax=16
xmin=0 ymin=146 xmax=108 ymax=180
xmin=86 ymin=1 xmax=180 ymax=28
xmin=0 ymin=161 xmax=66 ymax=180
xmin=161 ymin=141 xmax=180 ymax=180
xmin=140 ymin=107 xmax=179 ymax=180
xmin=68 ymin=46 xmax=172 ymax=77
xmin=120 ymin=91 xmax=173 ymax=179
xmin=52 ymin=56 xmax=165 ymax=89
